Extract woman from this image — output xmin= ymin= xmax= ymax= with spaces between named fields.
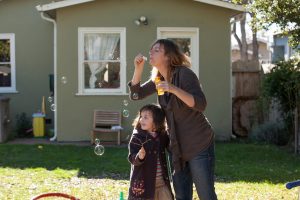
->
xmin=128 ymin=39 xmax=217 ymax=200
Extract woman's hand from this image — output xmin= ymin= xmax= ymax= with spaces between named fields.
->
xmin=157 ymin=81 xmax=195 ymax=107
xmin=134 ymin=53 xmax=146 ymax=70
xmin=132 ymin=54 xmax=146 ymax=85
xmin=138 ymin=146 xmax=146 ymax=160
xmin=156 ymin=81 xmax=176 ymax=94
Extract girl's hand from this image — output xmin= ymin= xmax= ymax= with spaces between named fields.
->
xmin=138 ymin=146 xmax=146 ymax=160
xmin=134 ymin=54 xmax=146 ymax=70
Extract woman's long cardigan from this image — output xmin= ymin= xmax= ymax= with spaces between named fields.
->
xmin=128 ymin=66 xmax=214 ymax=173
xmin=128 ymin=129 xmax=173 ymax=200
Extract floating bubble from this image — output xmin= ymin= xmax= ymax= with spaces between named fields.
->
xmin=122 ymin=109 xmax=130 ymax=118
xmin=123 ymin=99 xmax=128 ymax=106
xmin=50 ymin=104 xmax=56 ymax=112
xmin=94 ymin=144 xmax=105 ymax=156
xmin=95 ymin=138 xmax=100 ymax=145
xmin=61 ymin=76 xmax=67 ymax=84
xmin=48 ymin=96 xmax=53 ymax=103
xmin=132 ymin=93 xmax=139 ymax=100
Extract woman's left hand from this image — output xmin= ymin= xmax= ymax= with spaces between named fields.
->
xmin=156 ymin=81 xmax=176 ymax=94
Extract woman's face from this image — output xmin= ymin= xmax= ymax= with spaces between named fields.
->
xmin=149 ymin=43 xmax=168 ymax=68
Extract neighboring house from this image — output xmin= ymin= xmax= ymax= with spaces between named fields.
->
xmin=231 ymin=37 xmax=272 ymax=64
xmin=0 ymin=0 xmax=243 ymax=142
xmin=272 ymin=33 xmax=300 ymax=62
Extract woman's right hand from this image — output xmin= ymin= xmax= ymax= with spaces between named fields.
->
xmin=134 ymin=53 xmax=146 ymax=71
xmin=131 ymin=54 xmax=146 ymax=85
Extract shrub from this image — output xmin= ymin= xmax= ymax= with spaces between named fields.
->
xmin=249 ymin=121 xmax=290 ymax=145
xmin=262 ymin=54 xmax=300 ymax=142
xmin=15 ymin=112 xmax=32 ymax=138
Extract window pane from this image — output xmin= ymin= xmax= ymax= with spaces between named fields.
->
xmin=0 ymin=64 xmax=11 ymax=87
xmin=0 ymin=39 xmax=10 ymax=62
xmin=84 ymin=62 xmax=120 ymax=89
xmin=167 ymin=38 xmax=191 ymax=57
xmin=84 ymin=33 xmax=120 ymax=61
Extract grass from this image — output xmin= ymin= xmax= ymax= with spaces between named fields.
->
xmin=0 ymin=142 xmax=300 ymax=199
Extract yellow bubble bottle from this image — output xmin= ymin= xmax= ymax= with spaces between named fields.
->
xmin=154 ymin=77 xmax=164 ymax=96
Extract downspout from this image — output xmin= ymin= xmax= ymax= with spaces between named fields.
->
xmin=40 ymin=12 xmax=57 ymax=141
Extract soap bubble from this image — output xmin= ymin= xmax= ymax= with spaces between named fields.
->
xmin=94 ymin=145 xmax=105 ymax=156
xmin=61 ymin=76 xmax=67 ymax=84
xmin=132 ymin=93 xmax=139 ymax=100
xmin=50 ymin=104 xmax=56 ymax=112
xmin=122 ymin=109 xmax=130 ymax=118
xmin=123 ymin=100 xmax=128 ymax=106
xmin=95 ymin=138 xmax=100 ymax=145
xmin=48 ymin=96 xmax=53 ymax=103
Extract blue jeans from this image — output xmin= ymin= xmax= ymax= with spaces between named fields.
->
xmin=172 ymin=143 xmax=217 ymax=200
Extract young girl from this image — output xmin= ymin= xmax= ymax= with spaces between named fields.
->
xmin=128 ymin=104 xmax=173 ymax=200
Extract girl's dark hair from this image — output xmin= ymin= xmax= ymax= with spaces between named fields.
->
xmin=132 ymin=104 xmax=166 ymax=133
xmin=151 ymin=39 xmax=191 ymax=83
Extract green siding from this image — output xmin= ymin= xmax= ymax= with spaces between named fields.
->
xmin=0 ymin=0 xmax=239 ymax=142
xmin=56 ymin=0 xmax=237 ymax=141
xmin=0 ymin=0 xmax=54 ymax=137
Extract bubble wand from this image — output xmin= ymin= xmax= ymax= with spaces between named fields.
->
xmin=130 ymin=135 xmax=151 ymax=147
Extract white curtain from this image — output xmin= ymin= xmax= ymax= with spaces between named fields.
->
xmin=85 ymin=33 xmax=119 ymax=88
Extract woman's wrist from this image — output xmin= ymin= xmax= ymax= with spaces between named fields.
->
xmin=169 ymin=84 xmax=177 ymax=94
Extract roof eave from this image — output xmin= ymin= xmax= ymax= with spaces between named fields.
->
xmin=36 ymin=0 xmax=94 ymax=12
xmin=194 ymin=0 xmax=245 ymax=12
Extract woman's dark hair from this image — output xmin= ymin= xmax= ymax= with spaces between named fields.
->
xmin=132 ymin=104 xmax=166 ymax=133
xmin=150 ymin=39 xmax=191 ymax=83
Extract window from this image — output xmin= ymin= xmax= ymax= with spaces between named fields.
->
xmin=157 ymin=27 xmax=199 ymax=77
xmin=78 ymin=28 xmax=126 ymax=95
xmin=0 ymin=34 xmax=16 ymax=93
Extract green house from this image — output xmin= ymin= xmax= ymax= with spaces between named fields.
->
xmin=0 ymin=0 xmax=243 ymax=142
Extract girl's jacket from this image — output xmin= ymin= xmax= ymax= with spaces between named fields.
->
xmin=128 ymin=128 xmax=173 ymax=200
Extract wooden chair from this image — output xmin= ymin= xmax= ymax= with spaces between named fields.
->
xmin=91 ymin=110 xmax=122 ymax=145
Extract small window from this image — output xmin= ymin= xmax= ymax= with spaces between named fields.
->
xmin=78 ymin=28 xmax=126 ymax=95
xmin=0 ymin=34 xmax=16 ymax=93
xmin=157 ymin=27 xmax=199 ymax=77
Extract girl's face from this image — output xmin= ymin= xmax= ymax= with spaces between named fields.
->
xmin=149 ymin=43 xmax=168 ymax=68
xmin=139 ymin=110 xmax=155 ymax=133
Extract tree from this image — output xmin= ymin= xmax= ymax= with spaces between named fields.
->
xmin=243 ymin=0 xmax=300 ymax=48
xmin=230 ymin=0 xmax=259 ymax=62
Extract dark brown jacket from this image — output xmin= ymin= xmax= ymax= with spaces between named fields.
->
xmin=128 ymin=66 xmax=214 ymax=173
xmin=128 ymin=129 xmax=173 ymax=200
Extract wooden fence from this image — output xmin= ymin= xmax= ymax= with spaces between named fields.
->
xmin=232 ymin=60 xmax=263 ymax=137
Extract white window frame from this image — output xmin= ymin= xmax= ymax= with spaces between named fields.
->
xmin=0 ymin=33 xmax=16 ymax=93
xmin=157 ymin=27 xmax=199 ymax=77
xmin=77 ymin=27 xmax=126 ymax=95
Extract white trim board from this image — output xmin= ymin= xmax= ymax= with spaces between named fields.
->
xmin=36 ymin=0 xmax=94 ymax=12
xmin=36 ymin=0 xmax=244 ymax=12
xmin=194 ymin=0 xmax=245 ymax=11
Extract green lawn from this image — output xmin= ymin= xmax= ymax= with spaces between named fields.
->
xmin=0 ymin=142 xmax=299 ymax=199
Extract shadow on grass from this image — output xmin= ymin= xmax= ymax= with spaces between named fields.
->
xmin=0 ymin=144 xmax=130 ymax=180
xmin=215 ymin=141 xmax=300 ymax=184
xmin=0 ymin=142 xmax=300 ymax=183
